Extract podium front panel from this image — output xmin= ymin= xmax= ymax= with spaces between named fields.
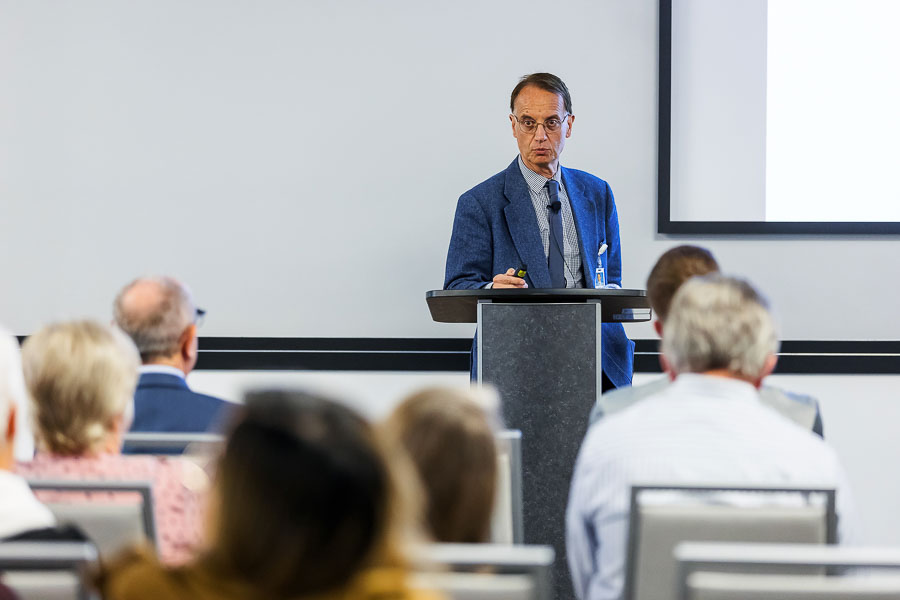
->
xmin=477 ymin=300 xmax=601 ymax=600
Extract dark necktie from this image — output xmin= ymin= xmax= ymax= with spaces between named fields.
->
xmin=546 ymin=179 xmax=566 ymax=288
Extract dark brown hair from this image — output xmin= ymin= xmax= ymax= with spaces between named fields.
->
xmin=510 ymin=73 xmax=573 ymax=115
xmin=646 ymin=245 xmax=720 ymax=322
xmin=205 ymin=390 xmax=393 ymax=597
xmin=385 ymin=388 xmax=497 ymax=544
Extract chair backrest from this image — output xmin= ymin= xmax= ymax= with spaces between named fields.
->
xmin=412 ymin=572 xmax=535 ymax=600
xmin=493 ymin=429 xmax=523 ymax=545
xmin=624 ymin=484 xmax=836 ymax=600
xmin=684 ymin=571 xmax=900 ymax=600
xmin=0 ymin=541 xmax=98 ymax=600
xmin=28 ymin=480 xmax=157 ymax=559
xmin=122 ymin=431 xmax=224 ymax=455
xmin=415 ymin=543 xmax=555 ymax=600
xmin=675 ymin=541 xmax=900 ymax=600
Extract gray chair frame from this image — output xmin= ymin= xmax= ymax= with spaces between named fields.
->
xmin=495 ymin=429 xmax=524 ymax=544
xmin=675 ymin=541 xmax=900 ymax=600
xmin=27 ymin=479 xmax=158 ymax=549
xmin=122 ymin=431 xmax=224 ymax=453
xmin=624 ymin=484 xmax=837 ymax=600
xmin=0 ymin=541 xmax=99 ymax=600
xmin=418 ymin=543 xmax=555 ymax=600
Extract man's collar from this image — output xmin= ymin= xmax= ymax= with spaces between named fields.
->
xmin=139 ymin=364 xmax=186 ymax=379
xmin=517 ymin=155 xmax=562 ymax=194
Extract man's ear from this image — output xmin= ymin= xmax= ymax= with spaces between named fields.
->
xmin=753 ymin=354 xmax=778 ymax=388
xmin=5 ymin=405 xmax=17 ymax=446
xmin=660 ymin=353 xmax=677 ymax=382
xmin=653 ymin=320 xmax=664 ymax=338
xmin=181 ymin=324 xmax=198 ymax=360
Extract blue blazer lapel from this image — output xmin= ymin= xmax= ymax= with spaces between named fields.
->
xmin=561 ymin=167 xmax=598 ymax=282
xmin=503 ymin=159 xmax=551 ymax=288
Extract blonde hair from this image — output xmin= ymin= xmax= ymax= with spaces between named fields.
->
xmin=22 ymin=320 xmax=140 ymax=455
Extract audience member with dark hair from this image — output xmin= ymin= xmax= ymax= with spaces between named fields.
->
xmin=97 ymin=389 xmax=441 ymax=600
xmin=384 ymin=387 xmax=498 ymax=544
xmin=589 ymin=244 xmax=824 ymax=436
xmin=15 ymin=321 xmax=205 ymax=564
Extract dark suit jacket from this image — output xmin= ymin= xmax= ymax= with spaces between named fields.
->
xmin=444 ymin=157 xmax=634 ymax=388
xmin=130 ymin=372 xmax=231 ymax=434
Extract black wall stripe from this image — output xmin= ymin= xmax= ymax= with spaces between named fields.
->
xmin=190 ymin=338 xmax=900 ymax=375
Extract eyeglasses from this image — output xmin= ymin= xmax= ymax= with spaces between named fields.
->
xmin=194 ymin=307 xmax=206 ymax=327
xmin=512 ymin=114 xmax=570 ymax=134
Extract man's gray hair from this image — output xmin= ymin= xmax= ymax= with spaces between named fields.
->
xmin=661 ymin=274 xmax=779 ymax=379
xmin=113 ymin=276 xmax=195 ymax=361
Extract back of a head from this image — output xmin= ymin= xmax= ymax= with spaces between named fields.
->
xmin=385 ymin=387 xmax=498 ymax=544
xmin=661 ymin=274 xmax=779 ymax=380
xmin=113 ymin=276 xmax=195 ymax=362
xmin=209 ymin=389 xmax=393 ymax=597
xmin=21 ymin=320 xmax=140 ymax=456
xmin=646 ymin=245 xmax=720 ymax=322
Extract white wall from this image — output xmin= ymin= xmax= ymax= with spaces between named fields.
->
xmin=1 ymin=0 xmax=898 ymax=342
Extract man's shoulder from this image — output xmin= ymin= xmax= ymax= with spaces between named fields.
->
xmin=561 ymin=166 xmax=610 ymax=191
xmin=461 ymin=161 xmax=516 ymax=199
xmin=589 ymin=377 xmax=670 ymax=425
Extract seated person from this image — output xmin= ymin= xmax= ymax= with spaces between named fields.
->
xmin=97 ymin=389 xmax=441 ymax=600
xmin=566 ymin=275 xmax=858 ymax=600
xmin=16 ymin=321 xmax=205 ymax=564
xmin=0 ymin=329 xmax=54 ymax=538
xmin=113 ymin=276 xmax=231 ymax=439
xmin=383 ymin=387 xmax=497 ymax=543
xmin=590 ymin=245 xmax=823 ymax=436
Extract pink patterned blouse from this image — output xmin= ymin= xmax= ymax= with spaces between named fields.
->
xmin=16 ymin=452 xmax=206 ymax=565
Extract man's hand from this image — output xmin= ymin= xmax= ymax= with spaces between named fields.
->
xmin=492 ymin=268 xmax=528 ymax=289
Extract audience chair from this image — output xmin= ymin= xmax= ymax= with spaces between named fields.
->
xmin=675 ymin=541 xmax=900 ymax=600
xmin=624 ymin=484 xmax=836 ymax=600
xmin=415 ymin=543 xmax=554 ymax=600
xmin=122 ymin=431 xmax=224 ymax=455
xmin=493 ymin=429 xmax=523 ymax=544
xmin=0 ymin=540 xmax=98 ymax=600
xmin=28 ymin=480 xmax=157 ymax=558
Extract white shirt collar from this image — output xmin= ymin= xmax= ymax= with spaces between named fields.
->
xmin=668 ymin=373 xmax=760 ymax=403
xmin=139 ymin=364 xmax=186 ymax=379
xmin=518 ymin=155 xmax=563 ymax=193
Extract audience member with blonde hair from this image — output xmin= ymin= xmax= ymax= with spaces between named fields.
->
xmin=384 ymin=387 xmax=498 ymax=544
xmin=98 ymin=389 xmax=441 ymax=600
xmin=0 ymin=328 xmax=55 ymax=538
xmin=15 ymin=320 xmax=204 ymax=564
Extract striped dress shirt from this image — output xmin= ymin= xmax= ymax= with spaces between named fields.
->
xmin=566 ymin=374 xmax=859 ymax=600
xmin=517 ymin=156 xmax=584 ymax=288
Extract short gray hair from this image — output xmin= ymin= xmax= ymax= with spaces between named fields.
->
xmin=661 ymin=275 xmax=779 ymax=379
xmin=113 ymin=276 xmax=195 ymax=361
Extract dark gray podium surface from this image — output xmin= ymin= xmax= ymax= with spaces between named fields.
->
xmin=427 ymin=289 xmax=649 ymax=600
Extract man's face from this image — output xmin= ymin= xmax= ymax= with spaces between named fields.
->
xmin=510 ymin=85 xmax=574 ymax=177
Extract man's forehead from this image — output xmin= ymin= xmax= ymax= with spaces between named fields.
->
xmin=513 ymin=86 xmax=565 ymax=115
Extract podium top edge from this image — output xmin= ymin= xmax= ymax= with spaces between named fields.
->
xmin=426 ymin=288 xmax=646 ymax=298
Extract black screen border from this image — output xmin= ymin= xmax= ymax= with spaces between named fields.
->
xmin=657 ymin=0 xmax=900 ymax=235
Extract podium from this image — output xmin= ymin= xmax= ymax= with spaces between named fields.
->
xmin=427 ymin=288 xmax=650 ymax=600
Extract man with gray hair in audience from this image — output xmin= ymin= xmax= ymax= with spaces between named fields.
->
xmin=114 ymin=276 xmax=230 ymax=437
xmin=566 ymin=275 xmax=858 ymax=600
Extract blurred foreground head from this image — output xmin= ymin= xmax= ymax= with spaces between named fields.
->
xmin=661 ymin=275 xmax=779 ymax=385
xmin=384 ymin=386 xmax=498 ymax=544
xmin=208 ymin=389 xmax=407 ymax=597
xmin=22 ymin=320 xmax=140 ymax=456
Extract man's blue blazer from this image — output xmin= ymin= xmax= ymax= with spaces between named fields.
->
xmin=129 ymin=372 xmax=232 ymax=434
xmin=443 ymin=157 xmax=634 ymax=388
